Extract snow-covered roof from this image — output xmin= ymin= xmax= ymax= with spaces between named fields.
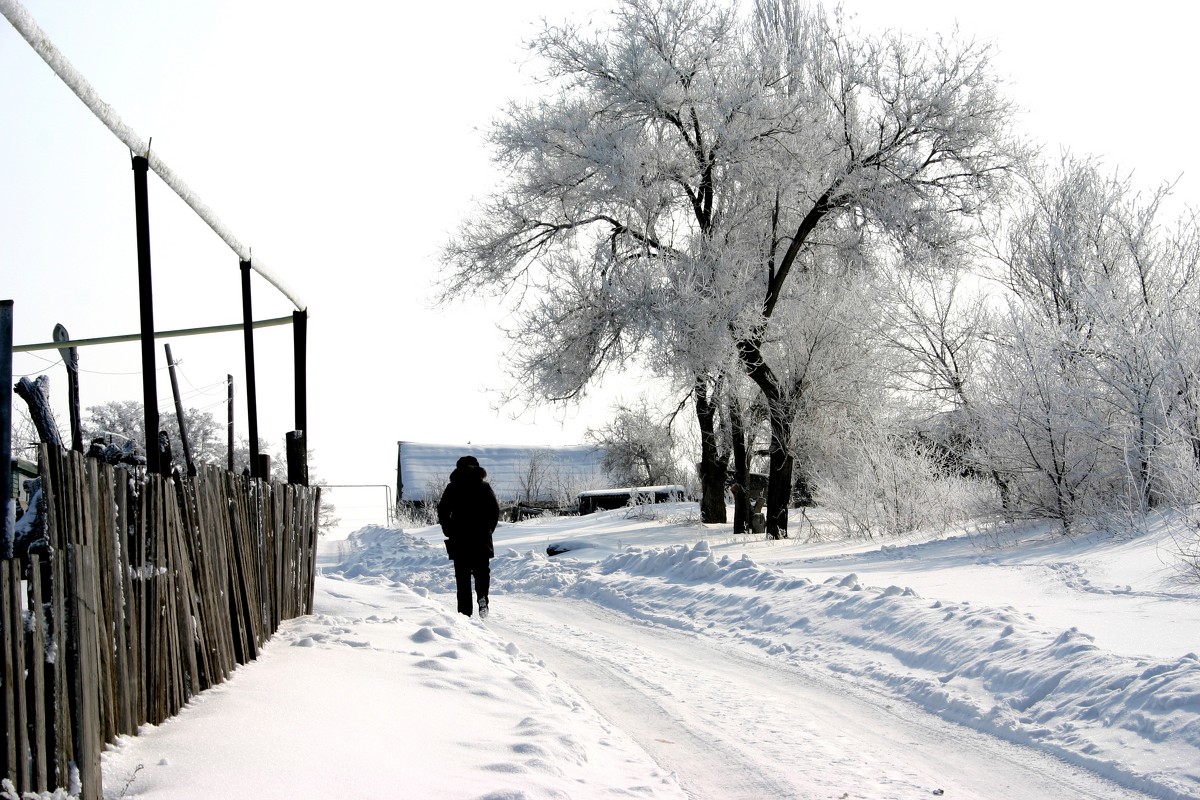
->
xmin=397 ymin=441 xmax=608 ymax=504
xmin=576 ymin=484 xmax=685 ymax=498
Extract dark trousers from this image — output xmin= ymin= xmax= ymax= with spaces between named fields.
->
xmin=453 ymin=556 xmax=490 ymax=617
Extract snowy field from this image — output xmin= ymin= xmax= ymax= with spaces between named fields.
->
xmin=95 ymin=505 xmax=1200 ymax=799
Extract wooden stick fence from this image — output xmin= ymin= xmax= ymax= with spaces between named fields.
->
xmin=1 ymin=447 xmax=320 ymax=798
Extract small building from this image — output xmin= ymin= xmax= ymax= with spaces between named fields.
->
xmin=577 ymin=484 xmax=686 ymax=515
xmin=10 ymin=457 xmax=38 ymax=512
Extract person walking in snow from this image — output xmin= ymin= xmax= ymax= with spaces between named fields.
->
xmin=437 ymin=455 xmax=501 ymax=618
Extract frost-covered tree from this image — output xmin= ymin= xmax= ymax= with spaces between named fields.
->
xmin=587 ymin=400 xmax=679 ymax=487
xmin=984 ymin=157 xmax=1200 ymax=528
xmin=85 ymin=400 xmax=224 ymax=472
xmin=229 ymin=435 xmax=285 ymax=479
xmin=981 ymin=311 xmax=1107 ymax=531
xmin=439 ymin=0 xmax=1021 ymax=537
xmin=875 ymin=260 xmax=1012 ymax=508
xmin=814 ymin=413 xmax=994 ymax=539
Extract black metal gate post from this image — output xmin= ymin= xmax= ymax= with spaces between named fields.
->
xmin=290 ymin=308 xmax=308 ymax=485
xmin=286 ymin=431 xmax=306 ymax=486
xmin=132 ymin=155 xmax=161 ymax=475
xmin=292 ymin=308 xmax=307 ymax=438
xmin=1 ymin=300 xmax=14 ymax=559
xmin=240 ymin=260 xmax=261 ymax=479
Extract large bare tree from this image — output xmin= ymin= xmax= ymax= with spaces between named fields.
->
xmin=439 ymin=0 xmax=1020 ymax=535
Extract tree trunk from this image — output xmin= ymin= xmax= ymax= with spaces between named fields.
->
xmin=992 ymin=469 xmax=1012 ymax=520
xmin=736 ymin=340 xmax=792 ymax=538
xmin=694 ymin=376 xmax=728 ymax=524
xmin=765 ymin=408 xmax=793 ymax=539
xmin=729 ymin=398 xmax=750 ymax=534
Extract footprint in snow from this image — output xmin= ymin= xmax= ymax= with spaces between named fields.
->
xmin=510 ymin=676 xmax=539 ymax=693
xmin=411 ymin=626 xmax=455 ymax=643
xmin=520 ymin=758 xmax=564 ymax=777
xmin=482 ymin=762 xmax=528 ymax=774
xmin=515 ymin=717 xmax=553 ymax=737
xmin=511 ymin=742 xmax=550 ymax=757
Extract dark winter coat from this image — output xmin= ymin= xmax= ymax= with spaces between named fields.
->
xmin=436 ymin=463 xmax=500 ymax=560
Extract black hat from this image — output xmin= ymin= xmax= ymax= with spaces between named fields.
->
xmin=456 ymin=455 xmax=480 ymax=469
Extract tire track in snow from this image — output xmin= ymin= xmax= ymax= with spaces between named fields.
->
xmin=490 ymin=595 xmax=1160 ymax=800
xmin=494 ymin=600 xmax=801 ymax=800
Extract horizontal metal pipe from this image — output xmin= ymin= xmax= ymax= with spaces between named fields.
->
xmin=0 ymin=0 xmax=306 ymax=312
xmin=13 ymin=315 xmax=294 ymax=353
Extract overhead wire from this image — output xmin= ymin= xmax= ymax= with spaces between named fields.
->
xmin=16 ymin=349 xmax=173 ymax=377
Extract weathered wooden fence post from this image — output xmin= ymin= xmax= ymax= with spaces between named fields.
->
xmin=52 ymin=323 xmax=83 ymax=453
xmin=4 ymin=557 xmax=30 ymax=791
xmin=165 ymin=343 xmax=195 ymax=476
xmin=2 ymin=299 xmax=13 ymax=559
xmin=27 ymin=552 xmax=49 ymax=793
xmin=3 ymin=431 xmax=322 ymax=797
xmin=14 ymin=377 xmax=61 ymax=451
xmin=226 ymin=374 xmax=234 ymax=472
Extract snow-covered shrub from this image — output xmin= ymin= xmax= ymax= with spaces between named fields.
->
xmin=1144 ymin=445 xmax=1200 ymax=580
xmin=661 ymin=505 xmax=704 ymax=527
xmin=394 ymin=501 xmax=437 ymax=530
xmin=815 ymin=430 xmax=994 ymax=539
xmin=1178 ymin=526 xmax=1200 ymax=583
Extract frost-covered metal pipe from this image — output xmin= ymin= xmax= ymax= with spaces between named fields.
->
xmin=0 ymin=0 xmax=306 ymax=312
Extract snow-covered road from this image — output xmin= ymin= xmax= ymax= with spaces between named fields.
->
xmin=493 ymin=594 xmax=1156 ymax=800
xmin=99 ymin=516 xmax=1200 ymax=798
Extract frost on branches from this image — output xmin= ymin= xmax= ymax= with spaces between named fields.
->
xmin=440 ymin=0 xmax=1022 ymax=536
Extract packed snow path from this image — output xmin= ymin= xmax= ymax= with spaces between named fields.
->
xmin=491 ymin=594 xmax=1155 ymax=800
xmin=99 ymin=575 xmax=686 ymax=799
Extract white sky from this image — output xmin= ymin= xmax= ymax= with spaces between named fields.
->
xmin=3 ymin=0 xmax=1197 ymax=536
